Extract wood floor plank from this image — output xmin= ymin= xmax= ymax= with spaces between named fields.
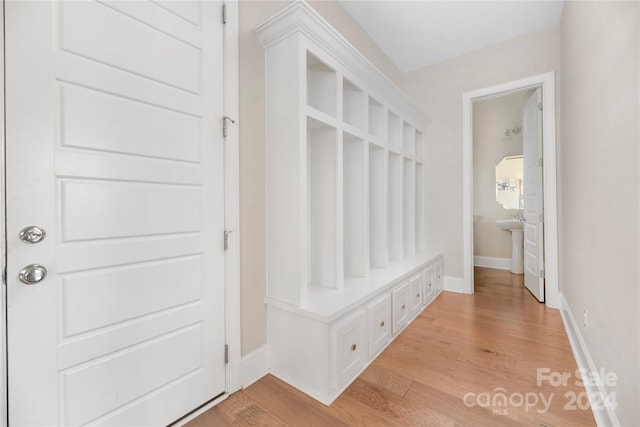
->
xmin=358 ymin=364 xmax=414 ymax=398
xmin=341 ymin=378 xmax=458 ymax=426
xmin=242 ymin=375 xmax=350 ymax=427
xmin=203 ymin=392 xmax=288 ymax=426
xmin=187 ymin=267 xmax=596 ymax=426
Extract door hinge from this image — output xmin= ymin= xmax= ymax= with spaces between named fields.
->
xmin=538 ymin=158 xmax=543 ymax=167
xmin=539 ymin=212 xmax=544 ymax=222
xmin=538 ymin=102 xmax=543 ymax=111
xmin=223 ymin=116 xmax=235 ymax=138
xmin=540 ymin=269 xmax=545 ymax=279
xmin=224 ymin=344 xmax=229 ymax=364
xmin=224 ymin=230 xmax=232 ymax=251
xmin=2 ymin=267 xmax=5 ymax=285
xmin=222 ymin=3 xmax=227 ymax=24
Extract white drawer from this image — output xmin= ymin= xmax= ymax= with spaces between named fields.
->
xmin=332 ymin=309 xmax=367 ymax=390
xmin=423 ymin=266 xmax=434 ymax=305
xmin=409 ymin=274 xmax=423 ymax=316
xmin=434 ymin=261 xmax=443 ymax=291
xmin=367 ymin=294 xmax=391 ymax=357
xmin=392 ymin=281 xmax=410 ymax=333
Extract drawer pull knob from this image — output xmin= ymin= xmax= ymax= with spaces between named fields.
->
xmin=416 ymin=293 xmax=420 ymax=298
xmin=380 ymin=321 xmax=385 ymax=327
xmin=401 ymin=304 xmax=405 ymax=310
xmin=351 ymin=344 xmax=357 ymax=351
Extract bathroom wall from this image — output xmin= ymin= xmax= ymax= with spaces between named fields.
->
xmin=559 ymin=1 xmax=639 ymax=425
xmin=403 ymin=26 xmax=561 ymax=278
xmin=473 ymin=90 xmax=533 ymax=260
xmin=238 ymin=1 xmax=403 ymax=356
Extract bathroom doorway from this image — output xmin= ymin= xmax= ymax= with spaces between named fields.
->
xmin=471 ymin=88 xmax=545 ymax=301
xmin=462 ymin=72 xmax=559 ymax=309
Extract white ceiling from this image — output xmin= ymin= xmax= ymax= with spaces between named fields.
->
xmin=338 ymin=1 xmax=565 ymax=72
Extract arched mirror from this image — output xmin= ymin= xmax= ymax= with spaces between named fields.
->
xmin=495 ymin=155 xmax=523 ymax=210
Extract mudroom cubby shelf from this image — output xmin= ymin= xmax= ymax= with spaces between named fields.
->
xmin=257 ymin=1 xmax=442 ymax=405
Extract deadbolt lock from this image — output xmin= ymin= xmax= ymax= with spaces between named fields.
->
xmin=19 ymin=226 xmax=46 ymax=244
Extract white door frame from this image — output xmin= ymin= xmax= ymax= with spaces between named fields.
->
xmin=0 ymin=2 xmax=241 ymax=426
xmin=0 ymin=3 xmax=6 ymax=426
xmin=222 ymin=0 xmax=242 ymax=397
xmin=462 ymin=71 xmax=559 ymax=309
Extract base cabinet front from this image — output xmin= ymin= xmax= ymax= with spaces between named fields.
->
xmin=332 ymin=310 xmax=367 ymax=389
xmin=367 ymin=295 xmax=391 ymax=356
xmin=409 ymin=274 xmax=424 ymax=317
xmin=267 ymin=256 xmax=444 ymax=405
xmin=423 ymin=266 xmax=434 ymax=305
xmin=392 ymin=282 xmax=410 ymax=333
xmin=435 ymin=262 xmax=444 ymax=291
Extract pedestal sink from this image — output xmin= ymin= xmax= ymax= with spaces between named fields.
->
xmin=495 ymin=219 xmax=524 ymax=274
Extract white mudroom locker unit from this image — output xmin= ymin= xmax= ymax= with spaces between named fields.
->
xmin=256 ymin=2 xmax=443 ymax=405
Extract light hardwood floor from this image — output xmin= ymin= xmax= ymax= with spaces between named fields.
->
xmin=186 ymin=267 xmax=595 ymax=426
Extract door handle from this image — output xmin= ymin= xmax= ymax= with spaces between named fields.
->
xmin=19 ymin=264 xmax=47 ymax=285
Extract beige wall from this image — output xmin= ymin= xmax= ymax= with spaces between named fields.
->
xmin=559 ymin=2 xmax=639 ymax=425
xmin=403 ymin=26 xmax=561 ymax=277
xmin=473 ymin=90 xmax=533 ymax=259
xmin=238 ymin=1 xmax=403 ymax=355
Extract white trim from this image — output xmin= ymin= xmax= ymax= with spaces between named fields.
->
xmin=473 ymin=256 xmax=511 ymax=270
xmin=222 ymin=0 xmax=242 ymax=395
xmin=559 ymin=294 xmax=621 ymax=427
xmin=443 ymin=276 xmax=465 ymax=294
xmin=462 ymin=72 xmax=559 ymax=308
xmin=241 ymin=345 xmax=269 ymax=389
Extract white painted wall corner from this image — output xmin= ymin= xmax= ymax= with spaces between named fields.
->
xmin=559 ymin=294 xmax=621 ymax=427
xmin=241 ymin=345 xmax=269 ymax=389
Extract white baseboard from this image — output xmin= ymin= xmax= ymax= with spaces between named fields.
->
xmin=443 ymin=276 xmax=467 ymax=294
xmin=559 ymin=294 xmax=620 ymax=427
xmin=241 ymin=345 xmax=269 ymax=389
xmin=474 ymin=256 xmax=511 ymax=270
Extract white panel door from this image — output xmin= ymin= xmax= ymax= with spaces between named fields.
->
xmin=523 ymin=88 xmax=545 ymax=302
xmin=5 ymin=1 xmax=226 ymax=425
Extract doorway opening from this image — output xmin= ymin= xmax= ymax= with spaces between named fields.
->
xmin=472 ymin=88 xmax=545 ymax=301
xmin=462 ymin=72 xmax=559 ymax=309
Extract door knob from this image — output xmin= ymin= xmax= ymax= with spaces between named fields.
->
xmin=19 ymin=226 xmax=46 ymax=244
xmin=19 ymin=264 xmax=47 ymax=285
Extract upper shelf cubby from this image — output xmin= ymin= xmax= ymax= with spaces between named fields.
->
xmin=307 ymin=51 xmax=337 ymax=117
xmin=415 ymin=130 xmax=425 ymax=161
xmin=343 ymin=78 xmax=364 ymax=130
xmin=388 ymin=111 xmax=402 ymax=149
xmin=368 ymin=96 xmax=384 ymax=140
xmin=403 ymin=122 xmax=414 ymax=155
